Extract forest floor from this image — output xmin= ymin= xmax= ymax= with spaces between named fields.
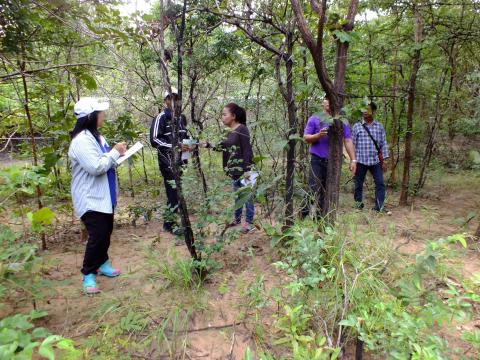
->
xmin=4 ymin=167 xmax=480 ymax=359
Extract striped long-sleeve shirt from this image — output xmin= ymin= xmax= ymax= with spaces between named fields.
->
xmin=68 ymin=130 xmax=120 ymax=218
xmin=149 ymin=108 xmax=189 ymax=151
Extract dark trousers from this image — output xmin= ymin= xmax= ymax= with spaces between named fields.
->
xmin=157 ymin=152 xmax=182 ymax=230
xmin=354 ymin=163 xmax=385 ymax=211
xmin=81 ymin=211 xmax=114 ymax=275
xmin=301 ymin=155 xmax=328 ymax=219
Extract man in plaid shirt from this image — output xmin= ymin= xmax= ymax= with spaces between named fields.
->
xmin=352 ymin=102 xmax=389 ymax=212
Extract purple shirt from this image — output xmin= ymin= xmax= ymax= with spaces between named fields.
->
xmin=304 ymin=114 xmax=351 ymax=159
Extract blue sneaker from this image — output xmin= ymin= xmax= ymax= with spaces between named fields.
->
xmin=98 ymin=260 xmax=121 ymax=277
xmin=82 ymin=274 xmax=100 ymax=294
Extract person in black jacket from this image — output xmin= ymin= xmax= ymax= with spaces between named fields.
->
xmin=203 ymin=103 xmax=255 ymax=234
xmin=150 ymin=93 xmax=190 ymax=235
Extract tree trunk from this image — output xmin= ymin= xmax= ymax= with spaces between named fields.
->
xmin=299 ymin=49 xmax=309 ymax=187
xmin=415 ymin=64 xmax=450 ymax=193
xmin=188 ymin=70 xmax=208 ymax=196
xmin=389 ymin=22 xmax=399 ymax=184
xmin=291 ymin=0 xmax=359 ymax=222
xmin=141 ymin=147 xmax=149 ymax=185
xmin=323 ymin=30 xmax=352 ymax=221
xmin=399 ymin=7 xmax=423 ymax=206
xmin=284 ymin=32 xmax=296 ymax=228
xmin=20 ymin=51 xmax=46 ymax=250
xmin=162 ymin=0 xmax=198 ymax=261
xmin=128 ymin=159 xmax=135 ymax=198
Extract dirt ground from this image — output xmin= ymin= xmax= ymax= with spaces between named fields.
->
xmin=4 ymin=169 xmax=480 ymax=359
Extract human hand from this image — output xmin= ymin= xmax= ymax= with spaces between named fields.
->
xmin=318 ymin=127 xmax=329 ymax=138
xmin=181 ymin=143 xmax=191 ymax=152
xmin=349 ymin=161 xmax=357 ymax=176
xmin=114 ymin=142 xmax=127 ymax=156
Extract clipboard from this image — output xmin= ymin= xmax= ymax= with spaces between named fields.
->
xmin=116 ymin=142 xmax=143 ymax=165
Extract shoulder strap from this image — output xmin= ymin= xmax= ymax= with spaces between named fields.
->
xmin=361 ymin=122 xmax=381 ymax=153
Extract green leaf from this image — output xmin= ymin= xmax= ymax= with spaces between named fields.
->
xmin=333 ymin=30 xmax=352 ymax=43
xmin=244 ymin=346 xmax=254 ymax=360
xmin=80 ymin=73 xmax=97 ymax=90
xmin=253 ymin=155 xmax=268 ymax=164
xmin=39 ymin=343 xmax=55 ymax=360
xmin=288 ymin=133 xmax=304 ymax=141
xmin=448 ymin=234 xmax=467 ymax=248
xmin=39 ymin=335 xmax=61 ymax=360
xmin=32 ymin=328 xmax=50 ymax=339
xmin=31 ymin=208 xmax=55 ymax=226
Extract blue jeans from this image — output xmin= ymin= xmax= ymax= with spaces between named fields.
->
xmin=233 ymin=179 xmax=254 ymax=224
xmin=354 ymin=163 xmax=385 ymax=211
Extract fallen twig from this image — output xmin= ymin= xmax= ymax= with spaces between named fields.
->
xmin=187 ymin=321 xmax=243 ymax=333
xmin=227 ymin=323 xmax=236 ymax=359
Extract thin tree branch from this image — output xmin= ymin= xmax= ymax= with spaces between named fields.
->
xmin=1 ymin=63 xmax=118 ymax=81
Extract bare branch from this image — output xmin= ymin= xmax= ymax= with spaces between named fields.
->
xmin=1 ymin=63 xmax=117 ymax=82
xmin=0 ymin=126 xmax=19 ymax=153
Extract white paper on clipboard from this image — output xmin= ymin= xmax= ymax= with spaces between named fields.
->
xmin=240 ymin=171 xmax=259 ymax=187
xmin=181 ymin=151 xmax=191 ymax=161
xmin=116 ymin=142 xmax=143 ymax=165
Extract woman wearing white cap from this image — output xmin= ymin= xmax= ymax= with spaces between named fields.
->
xmin=68 ymin=97 xmax=126 ymax=294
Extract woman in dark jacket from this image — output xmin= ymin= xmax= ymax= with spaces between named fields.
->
xmin=205 ymin=103 xmax=255 ymax=233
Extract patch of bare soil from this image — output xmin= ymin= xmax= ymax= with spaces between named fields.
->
xmin=32 ymin=216 xmax=276 ymax=359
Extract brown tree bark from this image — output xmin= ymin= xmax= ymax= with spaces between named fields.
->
xmin=19 ymin=48 xmax=46 ymax=250
xmin=291 ymin=0 xmax=359 ymax=221
xmin=415 ymin=53 xmax=452 ymax=193
xmin=161 ymin=0 xmax=198 ymax=261
xmin=399 ymin=6 xmax=423 ymax=206
xmin=475 ymin=223 xmax=480 ymax=238
xmin=389 ymin=19 xmax=400 ymax=184
xmin=279 ymin=31 xmax=297 ymax=228
xmin=188 ymin=69 xmax=208 ymax=196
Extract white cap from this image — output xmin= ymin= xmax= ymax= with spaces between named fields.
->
xmin=74 ymin=97 xmax=109 ymax=119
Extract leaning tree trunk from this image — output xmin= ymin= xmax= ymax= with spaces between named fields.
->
xmin=399 ymin=7 xmax=423 ymax=206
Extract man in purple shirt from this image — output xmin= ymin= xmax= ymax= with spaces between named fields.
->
xmin=301 ymin=97 xmax=357 ymax=218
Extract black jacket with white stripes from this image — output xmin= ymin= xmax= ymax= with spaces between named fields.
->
xmin=149 ymin=108 xmax=189 ymax=164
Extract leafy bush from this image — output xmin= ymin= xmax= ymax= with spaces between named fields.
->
xmin=0 ymin=310 xmax=80 ymax=360
xmin=262 ymin=216 xmax=478 ymax=358
xmin=0 ymin=225 xmax=43 ymax=306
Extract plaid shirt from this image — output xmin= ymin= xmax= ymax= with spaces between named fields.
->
xmin=352 ymin=120 xmax=389 ymax=166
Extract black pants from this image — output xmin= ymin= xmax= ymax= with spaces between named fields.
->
xmin=81 ymin=211 xmax=114 ymax=275
xmin=157 ymin=152 xmax=183 ymax=230
xmin=301 ymin=155 xmax=328 ymax=219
